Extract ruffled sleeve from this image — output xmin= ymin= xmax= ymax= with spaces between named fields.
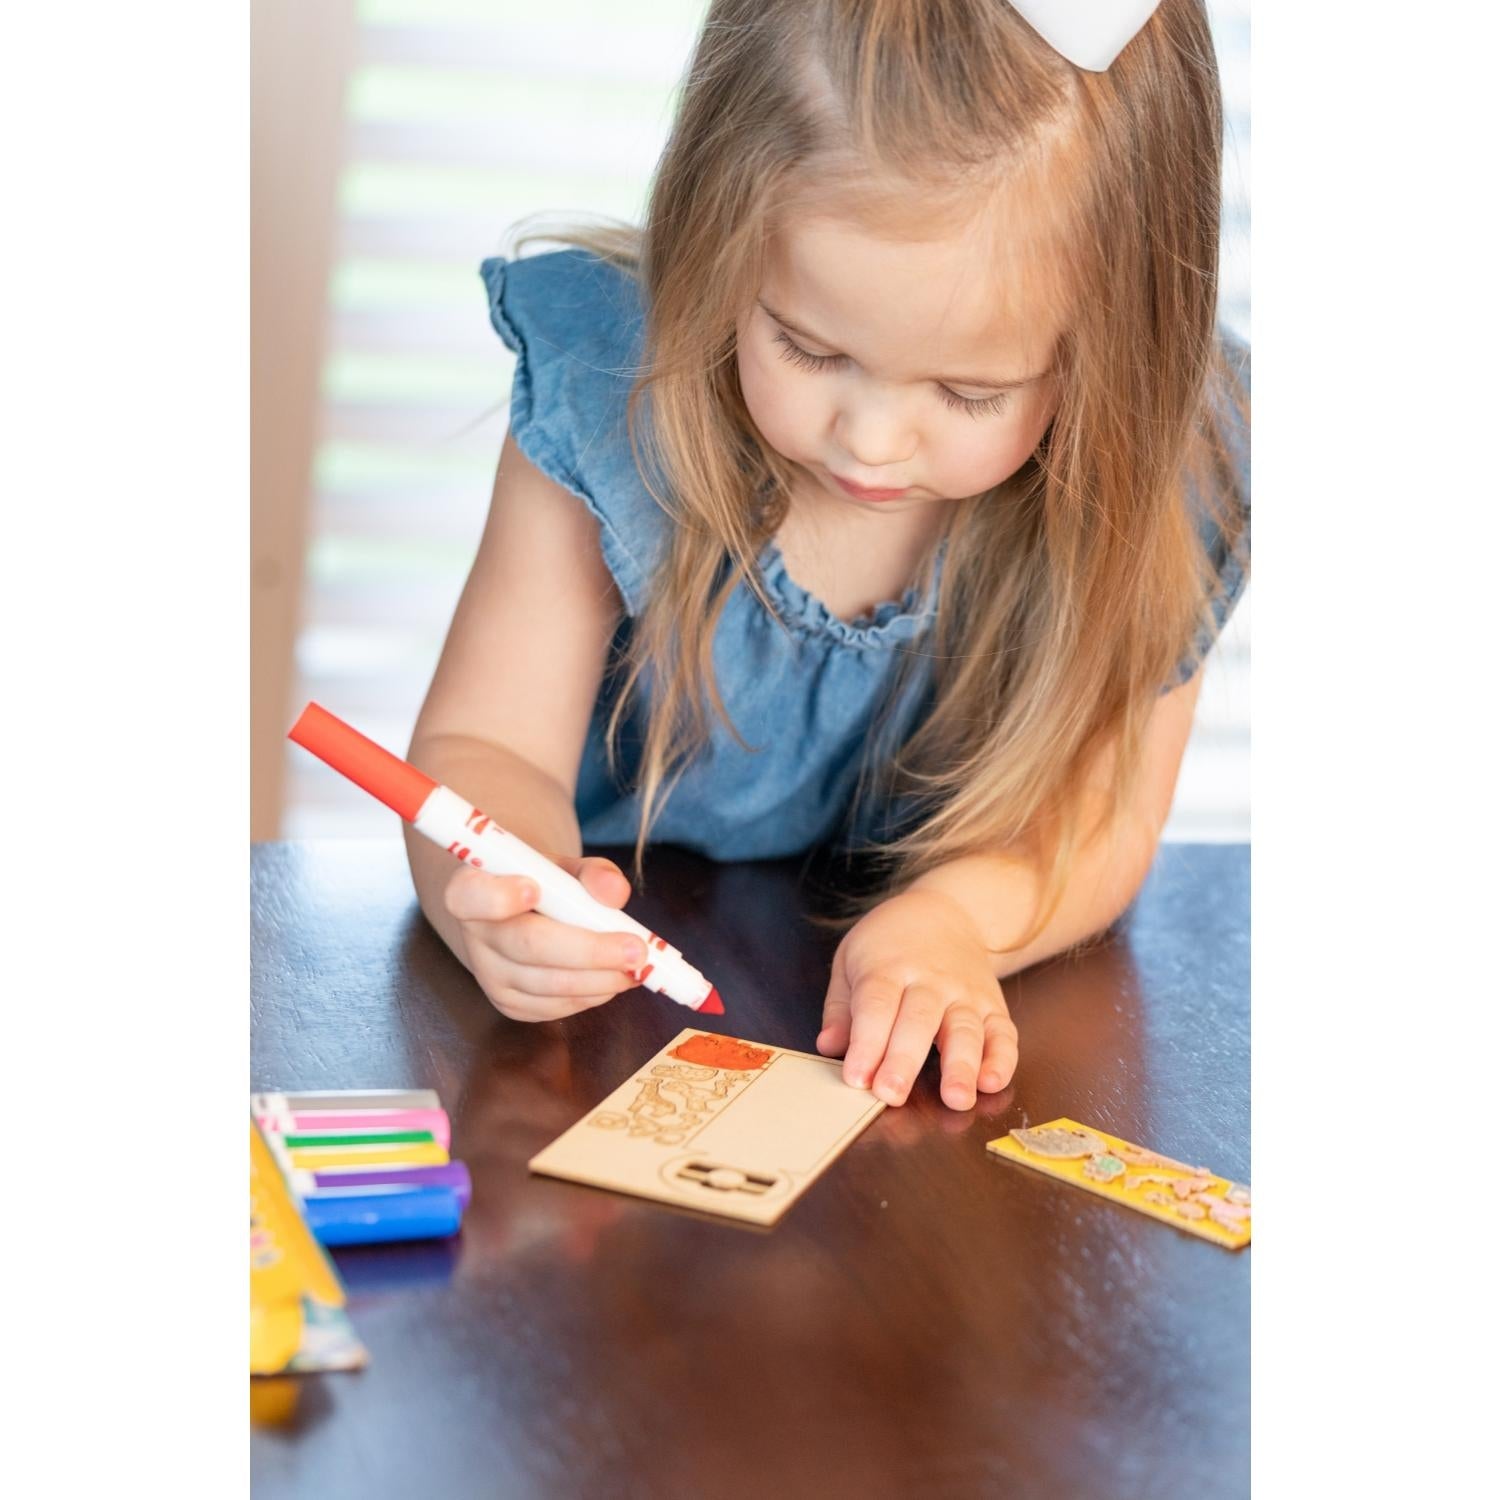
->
xmin=480 ymin=249 xmax=666 ymax=614
xmin=1172 ymin=326 xmax=1251 ymax=685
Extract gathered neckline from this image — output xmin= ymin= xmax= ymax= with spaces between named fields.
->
xmin=757 ymin=539 xmax=944 ymax=650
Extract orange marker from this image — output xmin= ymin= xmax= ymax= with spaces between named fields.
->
xmin=289 ymin=704 xmax=724 ymax=1015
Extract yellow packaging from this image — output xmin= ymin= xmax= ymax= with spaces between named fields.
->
xmin=251 ymin=1118 xmax=368 ymax=1373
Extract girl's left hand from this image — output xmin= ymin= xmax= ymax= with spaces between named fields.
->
xmin=816 ymin=889 xmax=1019 ymax=1111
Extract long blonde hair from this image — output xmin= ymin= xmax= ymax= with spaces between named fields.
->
xmin=557 ymin=0 xmax=1246 ymax=937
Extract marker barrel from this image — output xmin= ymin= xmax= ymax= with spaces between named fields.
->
xmin=254 ymin=1089 xmax=441 ymax=1115
xmin=280 ymin=1129 xmax=437 ymax=1149
xmin=413 ymin=785 xmax=715 ymax=1011
xmin=280 ymin=1141 xmax=449 ymax=1170
xmin=302 ymin=1184 xmax=463 ymax=1246
xmin=292 ymin=1160 xmax=473 ymax=1209
xmin=256 ymin=1108 xmax=451 ymax=1151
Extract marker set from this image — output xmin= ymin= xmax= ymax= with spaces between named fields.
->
xmin=255 ymin=1089 xmax=472 ymax=1247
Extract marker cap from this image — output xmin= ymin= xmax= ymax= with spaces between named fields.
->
xmin=288 ymin=703 xmax=437 ymax=823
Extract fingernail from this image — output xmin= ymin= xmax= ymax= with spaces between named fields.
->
xmin=618 ymin=941 xmax=644 ymax=967
xmin=979 ymin=1071 xmax=1001 ymax=1091
xmin=847 ymin=1067 xmax=870 ymax=1089
xmin=520 ymin=882 xmax=539 ymax=905
xmin=874 ymin=1077 xmax=905 ymax=1105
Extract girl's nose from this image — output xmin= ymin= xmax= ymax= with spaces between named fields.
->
xmin=834 ymin=391 xmax=917 ymax=471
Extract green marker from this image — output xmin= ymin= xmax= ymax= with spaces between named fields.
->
xmin=281 ymin=1129 xmax=437 ymax=1149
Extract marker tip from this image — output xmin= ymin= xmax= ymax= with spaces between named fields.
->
xmin=698 ymin=988 xmax=725 ymax=1015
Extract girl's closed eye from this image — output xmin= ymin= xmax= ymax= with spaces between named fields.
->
xmin=773 ymin=327 xmax=845 ymax=372
xmin=774 ymin=327 xmax=1014 ymax=419
xmin=938 ymin=387 xmax=1011 ymax=419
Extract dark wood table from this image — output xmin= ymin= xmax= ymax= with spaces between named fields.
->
xmin=251 ymin=841 xmax=1249 ymax=1500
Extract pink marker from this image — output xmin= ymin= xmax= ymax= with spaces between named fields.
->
xmin=288 ymin=703 xmax=724 ymax=1015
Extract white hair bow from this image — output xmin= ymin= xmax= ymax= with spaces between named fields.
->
xmin=1008 ymin=1 xmax=1165 ymax=72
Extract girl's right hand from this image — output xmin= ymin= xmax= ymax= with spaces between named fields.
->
xmin=442 ymin=855 xmax=646 ymax=1021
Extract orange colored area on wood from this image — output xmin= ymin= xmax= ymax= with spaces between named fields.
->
xmin=669 ymin=1034 xmax=772 ymax=1071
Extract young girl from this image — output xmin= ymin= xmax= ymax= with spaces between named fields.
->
xmin=404 ymin=0 xmax=1249 ymax=1113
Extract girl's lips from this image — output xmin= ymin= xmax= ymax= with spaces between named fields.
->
xmin=832 ymin=474 xmax=910 ymax=502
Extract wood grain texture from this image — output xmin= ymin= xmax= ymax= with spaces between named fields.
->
xmin=251 ymin=840 xmax=1249 ymax=1500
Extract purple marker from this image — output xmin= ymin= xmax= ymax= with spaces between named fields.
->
xmin=293 ymin=1160 xmax=472 ymax=1210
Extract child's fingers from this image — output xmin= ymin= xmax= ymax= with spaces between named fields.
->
xmin=935 ymin=1006 xmax=984 ymax=1111
xmin=489 ymin=960 xmax=637 ymax=1001
xmin=469 ymin=944 xmax=619 ymax=1021
xmin=444 ymin=867 xmax=539 ymax=924
xmin=841 ymin=975 xmax=904 ymax=1089
xmin=978 ymin=1011 xmax=1020 ymax=1092
xmin=816 ymin=965 xmax=853 ymax=1058
xmin=493 ymin=912 xmax=646 ymax=974
xmin=554 ymin=853 xmax=633 ymax=910
xmin=486 ymin=982 xmax=619 ymax=1023
xmin=870 ymin=985 xmax=945 ymax=1106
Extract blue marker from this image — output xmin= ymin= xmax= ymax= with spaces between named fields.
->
xmin=301 ymin=1183 xmax=463 ymax=1246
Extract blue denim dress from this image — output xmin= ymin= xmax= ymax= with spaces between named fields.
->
xmin=480 ymin=250 xmax=1249 ymax=861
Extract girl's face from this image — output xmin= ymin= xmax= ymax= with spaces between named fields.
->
xmin=736 ymin=206 xmax=1068 ymax=513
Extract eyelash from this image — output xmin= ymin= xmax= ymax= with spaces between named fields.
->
xmin=771 ymin=328 xmax=1011 ymax=418
xmin=773 ymin=329 xmax=844 ymax=373
xmin=937 ymin=387 xmax=1011 ymax=419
